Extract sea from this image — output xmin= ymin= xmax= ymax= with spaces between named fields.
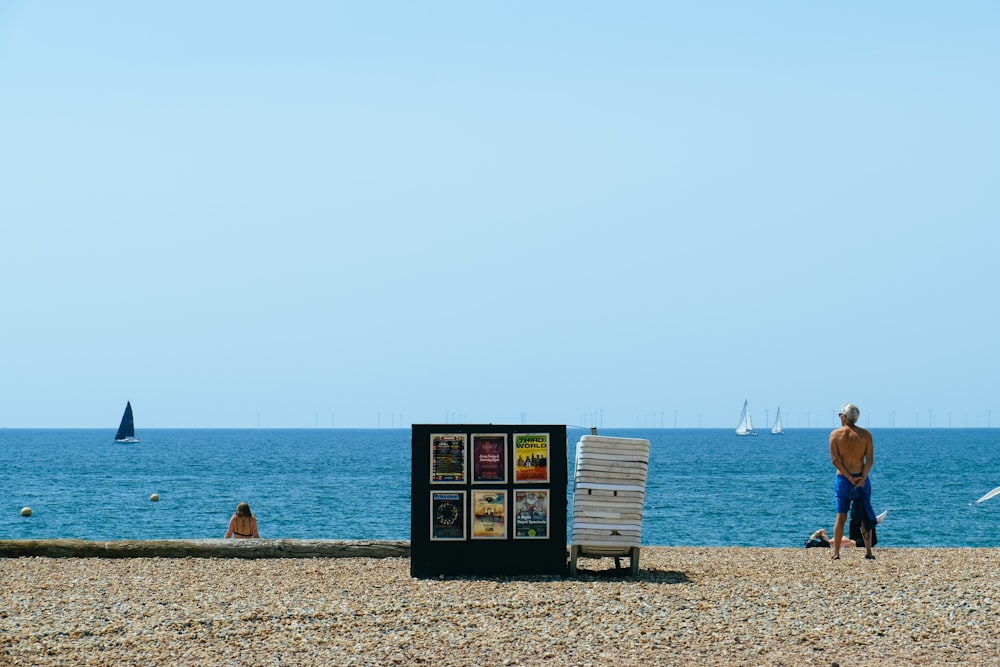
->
xmin=1 ymin=427 xmax=998 ymax=547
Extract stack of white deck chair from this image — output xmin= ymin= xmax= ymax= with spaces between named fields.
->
xmin=569 ymin=434 xmax=650 ymax=576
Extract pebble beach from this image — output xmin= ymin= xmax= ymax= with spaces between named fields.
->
xmin=3 ymin=547 xmax=999 ymax=666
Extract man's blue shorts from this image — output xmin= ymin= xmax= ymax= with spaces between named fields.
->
xmin=835 ymin=474 xmax=870 ymax=514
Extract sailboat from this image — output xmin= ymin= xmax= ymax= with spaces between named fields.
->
xmin=771 ymin=406 xmax=784 ymax=435
xmin=735 ymin=399 xmax=757 ymax=436
xmin=115 ymin=401 xmax=140 ymax=443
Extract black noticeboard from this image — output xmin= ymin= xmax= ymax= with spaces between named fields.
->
xmin=410 ymin=424 xmax=568 ymax=578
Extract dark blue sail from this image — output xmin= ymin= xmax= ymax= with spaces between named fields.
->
xmin=115 ymin=401 xmax=136 ymax=441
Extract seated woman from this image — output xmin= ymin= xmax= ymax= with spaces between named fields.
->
xmin=225 ymin=502 xmax=260 ymax=539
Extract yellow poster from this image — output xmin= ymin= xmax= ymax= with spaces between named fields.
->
xmin=514 ymin=433 xmax=549 ymax=483
xmin=471 ymin=490 xmax=506 ymax=539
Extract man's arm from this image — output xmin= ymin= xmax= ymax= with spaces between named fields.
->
xmin=829 ymin=432 xmax=853 ymax=478
xmin=861 ymin=433 xmax=874 ymax=480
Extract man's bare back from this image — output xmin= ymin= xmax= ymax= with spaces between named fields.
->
xmin=830 ymin=424 xmax=874 ymax=484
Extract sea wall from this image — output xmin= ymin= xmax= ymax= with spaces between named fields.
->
xmin=0 ymin=538 xmax=410 ymax=559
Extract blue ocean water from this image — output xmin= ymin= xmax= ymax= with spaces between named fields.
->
xmin=1 ymin=427 xmax=998 ymax=547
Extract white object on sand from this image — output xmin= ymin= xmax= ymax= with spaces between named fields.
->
xmin=975 ymin=485 xmax=1000 ymax=504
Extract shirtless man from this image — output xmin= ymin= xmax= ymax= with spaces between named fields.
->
xmin=829 ymin=403 xmax=874 ymax=560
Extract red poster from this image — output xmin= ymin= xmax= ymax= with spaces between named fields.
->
xmin=472 ymin=433 xmax=506 ymax=483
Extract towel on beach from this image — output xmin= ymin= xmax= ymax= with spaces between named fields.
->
xmin=848 ymin=487 xmax=878 ymax=547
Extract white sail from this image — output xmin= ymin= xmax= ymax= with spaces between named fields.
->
xmin=771 ymin=407 xmax=784 ymax=435
xmin=735 ymin=399 xmax=757 ymax=436
xmin=975 ymin=485 xmax=1000 ymax=504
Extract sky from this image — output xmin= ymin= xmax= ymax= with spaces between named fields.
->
xmin=1 ymin=2 xmax=998 ymax=429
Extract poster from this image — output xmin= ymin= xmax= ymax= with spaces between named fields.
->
xmin=514 ymin=432 xmax=549 ymax=483
xmin=471 ymin=490 xmax=507 ymax=539
xmin=431 ymin=491 xmax=466 ymax=540
xmin=430 ymin=433 xmax=467 ymax=483
xmin=514 ymin=489 xmax=549 ymax=539
xmin=472 ymin=433 xmax=506 ymax=483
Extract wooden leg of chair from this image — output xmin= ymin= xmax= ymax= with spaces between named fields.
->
xmin=570 ymin=545 xmax=578 ymax=576
xmin=630 ymin=547 xmax=640 ymax=576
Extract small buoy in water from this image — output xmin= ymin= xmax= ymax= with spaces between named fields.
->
xmin=20 ymin=507 xmax=32 ymax=517
xmin=150 ymin=493 xmax=160 ymax=502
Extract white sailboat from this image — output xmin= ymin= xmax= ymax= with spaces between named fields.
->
xmin=735 ymin=399 xmax=757 ymax=436
xmin=771 ymin=407 xmax=784 ymax=435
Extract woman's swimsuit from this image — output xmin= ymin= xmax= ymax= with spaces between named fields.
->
xmin=805 ymin=536 xmax=831 ymax=548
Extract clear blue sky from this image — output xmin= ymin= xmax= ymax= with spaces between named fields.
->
xmin=2 ymin=2 xmax=997 ymax=429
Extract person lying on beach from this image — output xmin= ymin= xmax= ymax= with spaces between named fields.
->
xmin=806 ymin=511 xmax=886 ymax=549
xmin=806 ymin=528 xmax=854 ymax=548
xmin=225 ymin=502 xmax=260 ymax=539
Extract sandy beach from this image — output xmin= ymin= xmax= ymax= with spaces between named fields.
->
xmin=3 ymin=547 xmax=999 ymax=666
